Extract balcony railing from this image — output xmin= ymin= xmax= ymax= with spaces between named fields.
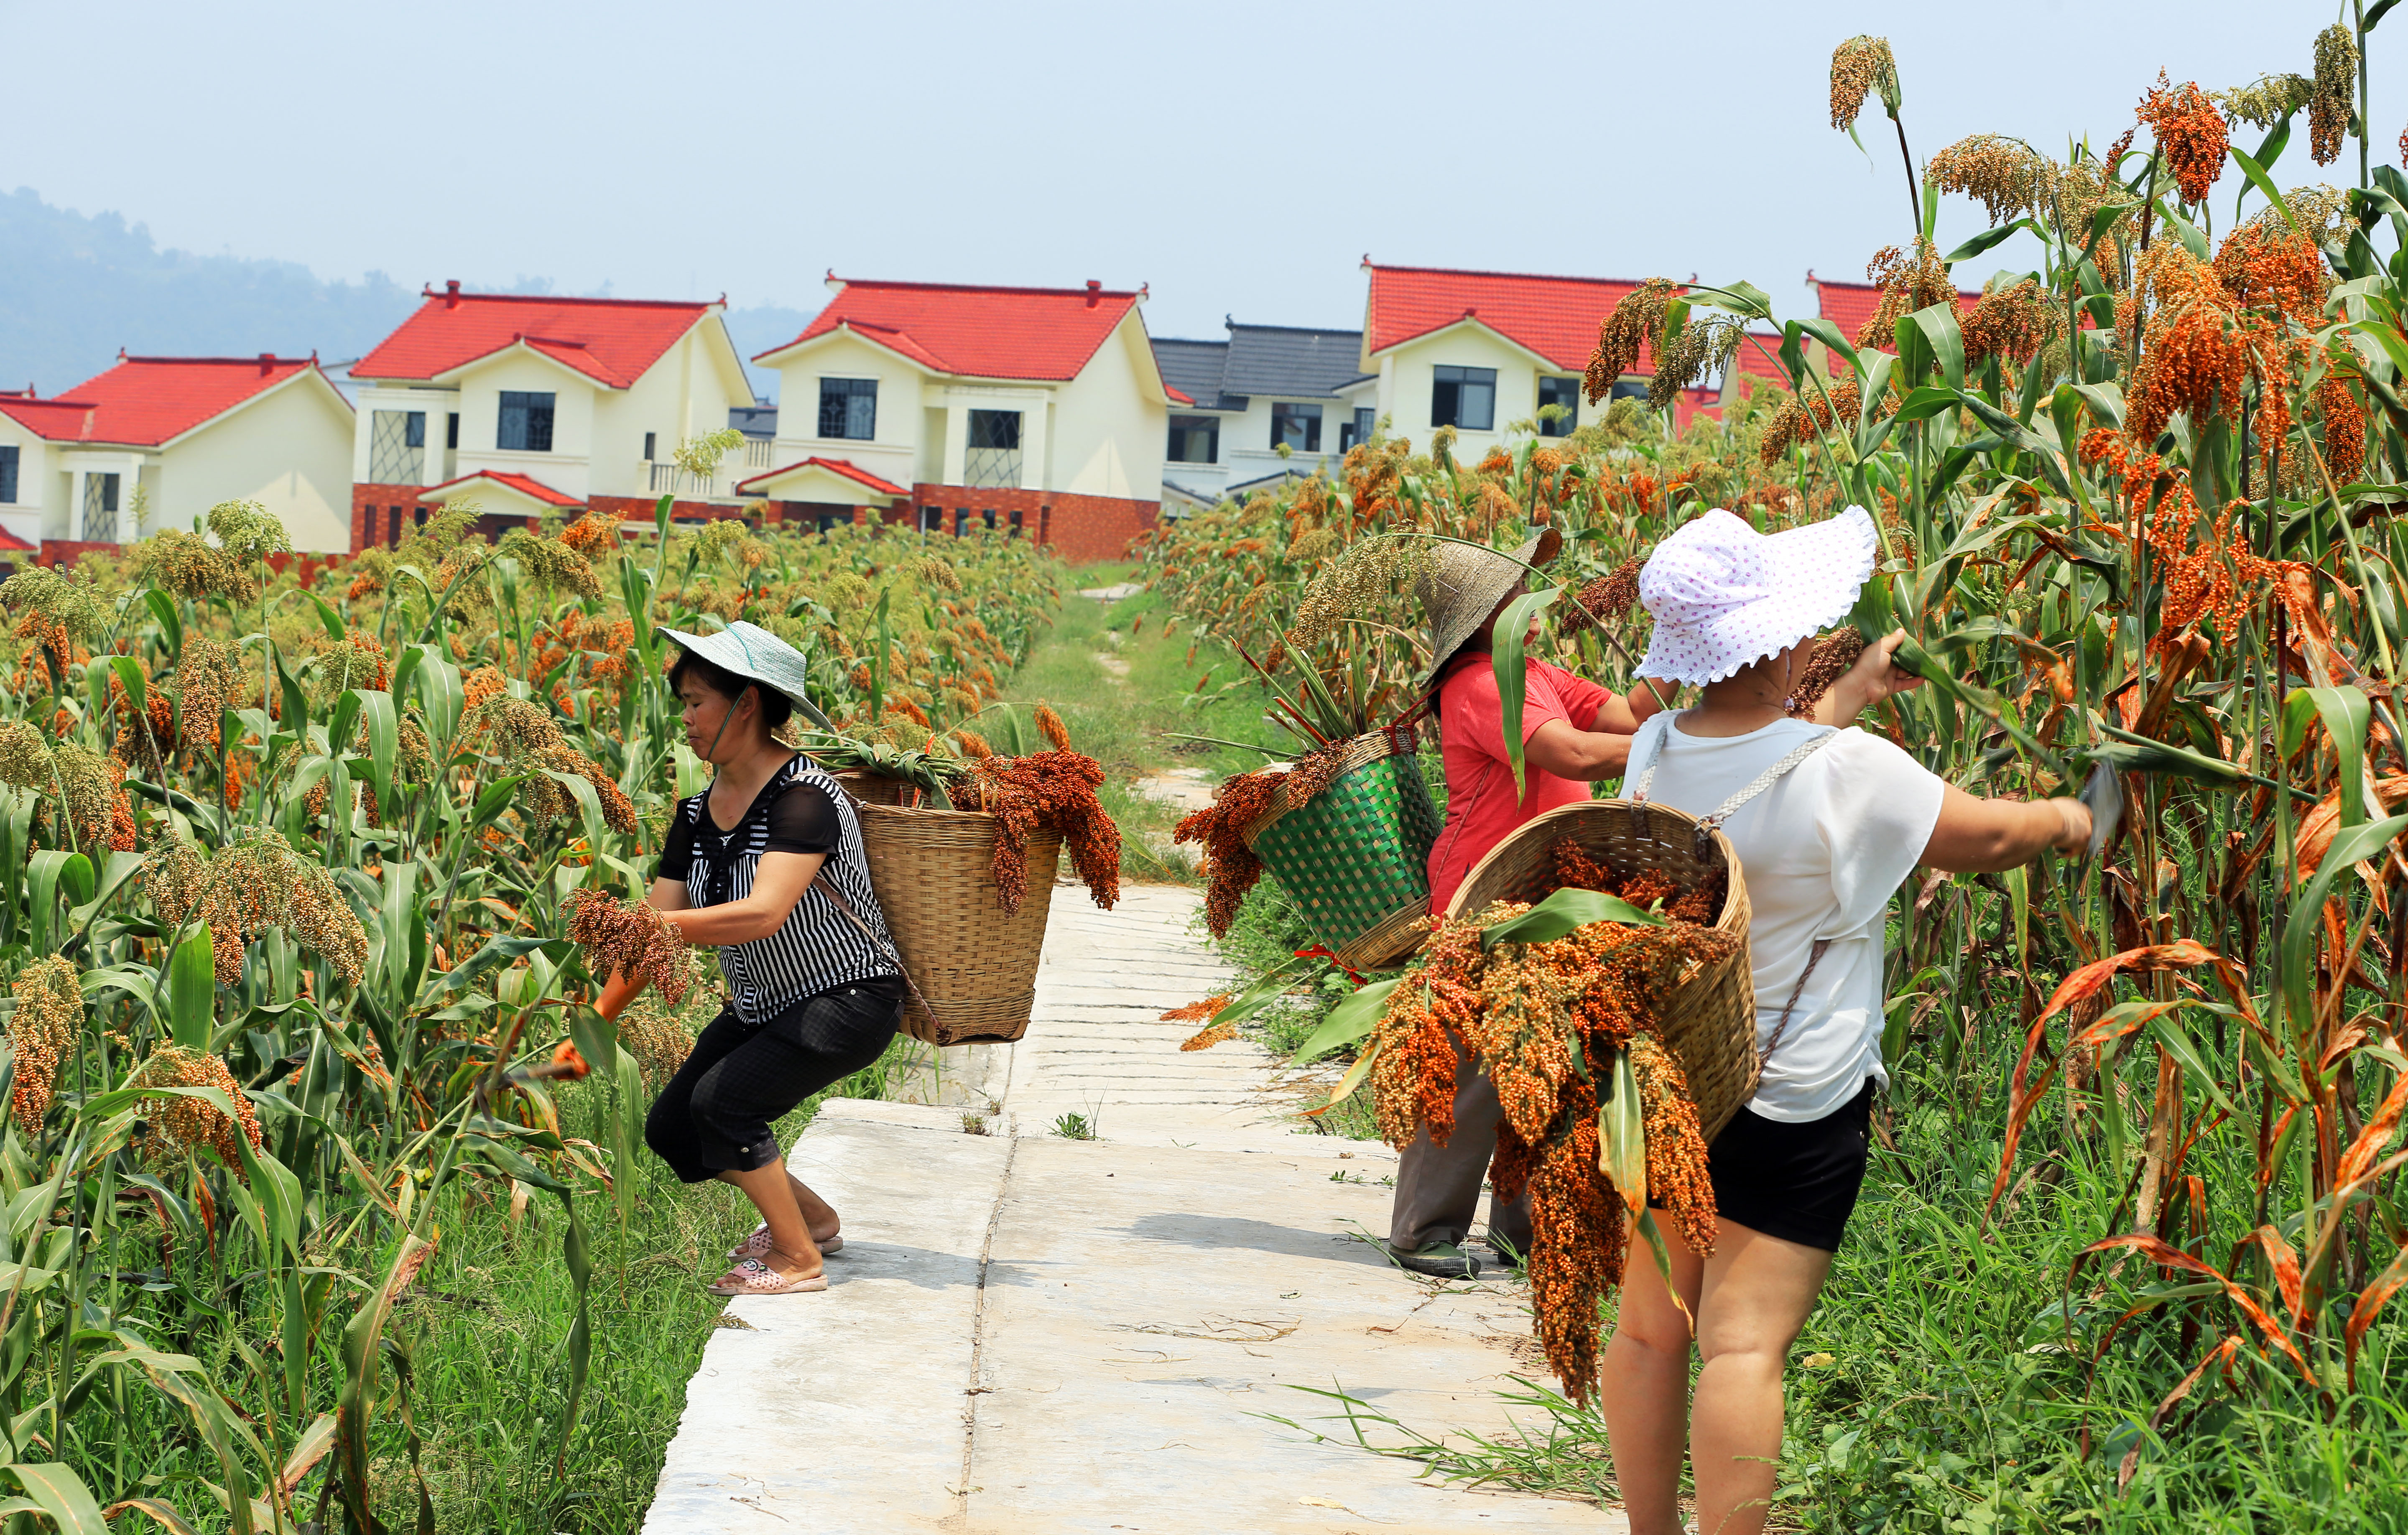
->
xmin=741 ymin=436 xmax=773 ymax=469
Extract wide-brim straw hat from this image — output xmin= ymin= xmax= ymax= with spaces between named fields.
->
xmin=661 ymin=620 xmax=818 ymax=714
xmin=1633 ymin=506 xmax=1877 ymax=685
xmin=1415 ymin=526 xmax=1563 ymax=688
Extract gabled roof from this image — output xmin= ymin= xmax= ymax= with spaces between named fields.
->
xmin=1808 ymin=275 xmax=1980 ymax=347
xmin=1152 ymin=337 xmax=1231 ymax=411
xmin=353 ymin=285 xmax=719 ymax=390
xmin=1224 ymin=323 xmax=1367 ymax=400
xmin=1362 ymin=262 xmax=1643 ymax=373
xmin=0 ymin=355 xmax=338 ymax=447
xmin=757 ymin=277 xmax=1144 ymax=383
xmin=0 ymin=526 xmax=35 ymax=553
xmin=736 ymin=456 xmax=908 ymax=500
xmin=417 ymin=469 xmax=582 ymax=508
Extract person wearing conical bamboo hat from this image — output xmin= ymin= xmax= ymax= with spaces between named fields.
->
xmin=1597 ymin=505 xmax=2091 ymax=1535
xmin=1382 ymin=526 xmax=1672 ymax=1281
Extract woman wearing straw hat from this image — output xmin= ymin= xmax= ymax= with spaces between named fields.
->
xmin=1598 ymin=506 xmax=2090 ymax=1535
xmin=1385 ymin=528 xmax=1673 ymax=1279
xmin=592 ymin=620 xmax=906 ymax=1297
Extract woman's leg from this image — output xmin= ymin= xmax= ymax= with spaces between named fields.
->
xmin=643 ymin=1011 xmax=752 ymax=1183
xmin=1686 ymin=1220 xmax=1833 ymax=1535
xmin=1600 ymin=1215 xmax=1707 ymax=1535
xmin=691 ymin=987 xmax=899 ymax=1280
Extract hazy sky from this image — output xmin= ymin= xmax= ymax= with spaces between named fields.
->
xmin=3 ymin=0 xmax=2393 ymax=345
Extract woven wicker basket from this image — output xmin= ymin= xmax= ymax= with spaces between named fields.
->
xmin=830 ymin=769 xmax=925 ymax=808
xmin=855 ymin=803 xmax=1062 ymax=1047
xmin=1445 ymin=799 xmax=1758 ymax=1140
xmin=1241 ymin=729 xmax=1442 ymax=973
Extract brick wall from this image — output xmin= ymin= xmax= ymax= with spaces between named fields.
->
xmin=350 ymin=483 xmax=426 ymax=554
xmin=588 ymin=494 xmax=752 ymax=526
xmin=34 ymin=539 xmax=120 ymax=569
xmin=900 ymin=482 xmax=1158 ymax=565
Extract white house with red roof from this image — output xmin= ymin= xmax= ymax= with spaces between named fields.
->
xmin=1357 ymin=261 xmax=1780 ymax=447
xmin=347 ymin=283 xmax=753 ymax=550
xmin=746 ymin=276 xmax=1183 ymax=562
xmin=0 ymin=353 xmax=355 ymax=556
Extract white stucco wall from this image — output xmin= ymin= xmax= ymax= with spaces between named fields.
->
xmin=1372 ymin=324 xmax=1584 ymax=458
xmin=449 ymin=353 xmax=598 ymax=501
xmin=152 ymin=375 xmax=355 ymax=553
xmin=764 ymin=332 xmax=928 ymax=493
xmin=0 ymin=419 xmax=54 ymax=548
xmin=594 ymin=321 xmax=751 ymax=498
xmin=1051 ymin=314 xmax=1166 ymax=500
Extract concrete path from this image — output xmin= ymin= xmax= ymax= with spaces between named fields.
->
xmin=643 ymin=887 xmax=1619 ymax=1534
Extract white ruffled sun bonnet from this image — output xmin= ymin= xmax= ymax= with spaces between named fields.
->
xmin=1633 ymin=506 xmax=1879 ymax=685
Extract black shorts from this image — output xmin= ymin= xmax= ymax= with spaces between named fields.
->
xmin=1702 ymin=1078 xmax=1875 ymax=1252
xmin=643 ymin=982 xmax=902 ymax=1183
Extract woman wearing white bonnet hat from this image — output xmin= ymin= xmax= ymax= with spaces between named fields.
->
xmin=1598 ymin=505 xmax=2091 ymax=1535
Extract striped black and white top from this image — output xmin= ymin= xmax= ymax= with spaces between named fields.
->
xmin=656 ymin=755 xmax=901 ymax=1023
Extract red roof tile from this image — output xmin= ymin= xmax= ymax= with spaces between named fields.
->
xmin=761 ymin=278 xmax=1143 ymax=382
xmin=0 ymin=355 xmax=329 ymax=447
xmin=1164 ymin=381 xmax=1194 ymax=406
xmin=1362 ymin=263 xmax=1642 ymax=372
xmin=417 ymin=469 xmax=582 ymax=507
xmin=737 ymin=456 xmax=908 ymax=498
xmin=353 ymin=286 xmax=714 ymax=389
xmin=1809 ymin=277 xmax=1980 ymax=349
xmin=0 ymin=526 xmax=35 ymax=553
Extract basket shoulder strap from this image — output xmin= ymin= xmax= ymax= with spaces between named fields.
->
xmin=820 ymin=880 xmax=939 ymax=1025
xmin=1762 ymin=938 xmax=1832 ymax=1066
xmin=1626 ymin=714 xmax=1674 ymax=804
xmin=1695 ymin=730 xmax=1838 ymax=833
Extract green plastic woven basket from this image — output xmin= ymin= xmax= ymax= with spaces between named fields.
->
xmin=1242 ymin=730 xmax=1441 ymax=971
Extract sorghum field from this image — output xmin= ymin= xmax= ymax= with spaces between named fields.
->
xmin=1145 ymin=19 xmax=2408 ymax=1529
xmin=0 ymin=444 xmax=1072 ymax=1533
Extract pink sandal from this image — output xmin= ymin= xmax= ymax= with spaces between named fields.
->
xmin=708 ymin=1258 xmax=828 ymax=1296
xmin=728 ymin=1224 xmax=842 ymax=1261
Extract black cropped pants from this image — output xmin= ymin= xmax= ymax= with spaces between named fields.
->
xmin=644 ymin=982 xmax=901 ymax=1184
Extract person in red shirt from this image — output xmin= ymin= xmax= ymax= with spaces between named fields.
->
xmin=1388 ymin=529 xmax=1671 ymax=1278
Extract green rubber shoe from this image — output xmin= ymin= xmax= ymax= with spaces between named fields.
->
xmin=1390 ymin=1241 xmax=1482 ymax=1278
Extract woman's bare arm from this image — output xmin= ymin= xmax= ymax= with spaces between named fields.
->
xmin=1921 ymin=788 xmax=2088 ymax=873
xmin=659 ymin=851 xmax=827 ymax=946
xmin=1525 ymin=719 xmax=1635 ymax=781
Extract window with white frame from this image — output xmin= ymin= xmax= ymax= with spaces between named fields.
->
xmin=818 ymin=378 xmax=877 ymax=440
xmin=497 ymin=391 xmax=554 ymax=452
xmin=1431 ymin=366 xmax=1496 ymax=432
xmin=1538 ymin=377 xmax=1580 ymax=437
xmin=1270 ymin=402 xmax=1321 ymax=452
xmin=1339 ymin=408 xmax=1376 ymax=453
xmin=1167 ymin=415 xmax=1219 ymax=464
xmin=0 ymin=446 xmax=16 ymax=505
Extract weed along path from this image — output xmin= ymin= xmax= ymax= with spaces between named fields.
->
xmin=641 ymin=884 xmax=1619 ymax=1533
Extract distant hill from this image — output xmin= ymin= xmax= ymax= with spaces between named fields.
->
xmin=0 ymin=187 xmax=416 ymax=394
xmin=0 ymin=187 xmax=819 ymax=404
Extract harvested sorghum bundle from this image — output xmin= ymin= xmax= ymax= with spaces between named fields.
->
xmin=1366 ymin=879 xmax=1737 ymax=1402
xmin=566 ymin=889 xmax=693 ymax=1005
xmin=963 ymin=748 xmax=1121 ymax=915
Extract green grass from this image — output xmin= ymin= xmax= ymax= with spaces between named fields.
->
xmin=1002 ymin=561 xmax=1293 ymax=885
xmin=372 ymin=1035 xmax=926 ymax=1532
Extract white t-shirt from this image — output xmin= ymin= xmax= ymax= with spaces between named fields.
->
xmin=1625 ymin=712 xmax=1946 ymax=1122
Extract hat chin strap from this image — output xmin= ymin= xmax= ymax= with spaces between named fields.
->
xmin=700 ymin=685 xmax=752 ymax=767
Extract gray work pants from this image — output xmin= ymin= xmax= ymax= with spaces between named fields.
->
xmin=1385 ymin=1052 xmax=1533 ymax=1255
